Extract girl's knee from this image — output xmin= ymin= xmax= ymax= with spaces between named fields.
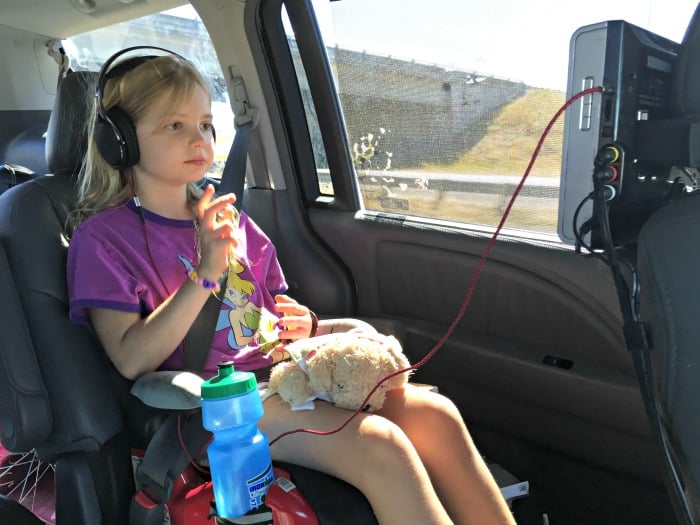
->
xmin=360 ymin=416 xmax=418 ymax=466
xmin=428 ymin=394 xmax=472 ymax=437
xmin=397 ymin=387 xmax=464 ymax=424
xmin=430 ymin=392 xmax=463 ymax=423
xmin=402 ymin=390 xmax=473 ymax=443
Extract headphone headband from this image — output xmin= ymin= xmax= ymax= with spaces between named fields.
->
xmin=95 ymin=46 xmax=186 ymax=118
xmin=94 ymin=46 xmax=187 ymax=169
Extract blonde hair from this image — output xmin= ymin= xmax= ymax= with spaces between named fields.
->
xmin=72 ymin=54 xmax=210 ymax=227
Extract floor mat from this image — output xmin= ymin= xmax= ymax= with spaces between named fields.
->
xmin=471 ymin=427 xmax=677 ymax=525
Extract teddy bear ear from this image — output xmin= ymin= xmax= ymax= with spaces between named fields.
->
xmin=384 ymin=336 xmax=410 ymax=369
xmin=379 ymin=336 xmax=412 ymax=386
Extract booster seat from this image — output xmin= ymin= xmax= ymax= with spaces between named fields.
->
xmin=0 ymin=68 xmax=376 ymax=524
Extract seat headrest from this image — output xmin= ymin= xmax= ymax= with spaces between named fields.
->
xmin=45 ymin=70 xmax=98 ymax=176
xmin=4 ymin=125 xmax=47 ymax=175
xmin=672 ymin=4 xmax=700 ymax=117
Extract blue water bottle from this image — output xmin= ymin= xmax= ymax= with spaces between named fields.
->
xmin=201 ymin=361 xmax=275 ymax=519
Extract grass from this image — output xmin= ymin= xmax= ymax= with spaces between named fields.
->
xmin=359 ymin=87 xmax=567 ymax=233
xmin=421 ymin=88 xmax=567 ymax=177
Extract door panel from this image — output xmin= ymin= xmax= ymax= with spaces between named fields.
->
xmin=306 ymin=208 xmax=660 ymax=481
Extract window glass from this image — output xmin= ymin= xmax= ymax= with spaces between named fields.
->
xmin=64 ymin=5 xmax=233 ymax=178
xmin=304 ymin=0 xmax=697 ymax=236
xmin=287 ymin=37 xmax=333 ymax=194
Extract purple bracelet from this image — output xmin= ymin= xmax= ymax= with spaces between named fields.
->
xmin=187 ymin=269 xmax=221 ymax=292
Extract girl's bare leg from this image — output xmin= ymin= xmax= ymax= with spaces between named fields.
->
xmin=261 ymin=393 xmax=453 ymax=525
xmin=377 ymin=385 xmax=515 ymax=525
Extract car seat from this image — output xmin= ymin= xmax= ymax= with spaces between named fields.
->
xmin=635 ymin=5 xmax=700 ymax=525
xmin=638 ymin=193 xmax=700 ymax=525
xmin=0 ymin=68 xmax=376 ymax=524
xmin=0 ymin=70 xmax=134 ymax=524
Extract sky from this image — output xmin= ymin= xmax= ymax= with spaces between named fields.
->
xmin=169 ymin=1 xmax=699 ymax=90
xmin=311 ymin=0 xmax=699 ymax=90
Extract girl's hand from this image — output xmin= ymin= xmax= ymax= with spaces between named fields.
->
xmin=274 ymin=294 xmax=315 ymax=340
xmin=195 ymin=184 xmax=238 ymax=281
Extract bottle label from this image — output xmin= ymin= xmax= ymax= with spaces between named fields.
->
xmin=247 ymin=461 xmax=275 ymax=509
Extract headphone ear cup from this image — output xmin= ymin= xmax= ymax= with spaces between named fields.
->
xmin=94 ymin=107 xmax=140 ymax=169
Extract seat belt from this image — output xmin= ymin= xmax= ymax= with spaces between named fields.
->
xmin=182 ymin=292 xmax=223 ymax=373
xmin=129 ymin=413 xmax=213 ymax=525
xmin=219 ymin=71 xmax=259 ymax=210
xmin=217 ymin=119 xmax=251 ymax=210
xmin=182 ymin=99 xmax=255 ymax=373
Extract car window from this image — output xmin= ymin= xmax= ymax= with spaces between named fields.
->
xmin=288 ymin=0 xmax=697 ymax=238
xmin=63 ymin=5 xmax=233 ymax=179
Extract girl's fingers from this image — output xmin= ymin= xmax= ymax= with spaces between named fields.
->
xmin=196 ymin=184 xmax=216 ymax=219
xmin=274 ymin=303 xmax=307 ymax=318
xmin=210 ymin=192 xmax=237 ymax=210
xmin=196 ymin=188 xmax=239 ymax=275
xmin=277 ymin=312 xmax=309 ymax=339
xmin=196 ymin=185 xmax=237 ymax=225
xmin=277 ymin=326 xmax=307 ymax=341
xmin=274 ymin=294 xmax=296 ymax=306
xmin=274 ymin=296 xmax=311 ymax=335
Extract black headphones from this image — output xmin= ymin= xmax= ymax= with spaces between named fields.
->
xmin=94 ymin=46 xmax=188 ymax=169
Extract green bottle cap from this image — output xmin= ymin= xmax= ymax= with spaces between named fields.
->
xmin=201 ymin=361 xmax=258 ymax=399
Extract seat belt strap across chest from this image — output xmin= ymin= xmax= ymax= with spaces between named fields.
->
xmin=182 ymin=113 xmax=253 ymax=373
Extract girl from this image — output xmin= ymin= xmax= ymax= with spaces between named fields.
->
xmin=66 ymin=50 xmax=515 ymax=525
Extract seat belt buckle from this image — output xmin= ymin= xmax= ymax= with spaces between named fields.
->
xmin=130 ymin=490 xmax=168 ymax=525
xmin=229 ymin=68 xmax=259 ymax=129
xmin=234 ymin=108 xmax=258 ymax=129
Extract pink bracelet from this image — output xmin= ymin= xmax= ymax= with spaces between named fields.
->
xmin=186 ymin=268 xmax=221 ymax=292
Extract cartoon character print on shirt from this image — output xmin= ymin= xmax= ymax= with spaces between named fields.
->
xmin=177 ymin=254 xmax=260 ymax=350
xmin=217 ymin=260 xmax=291 ymax=364
xmin=212 ymin=259 xmax=261 ymax=351
xmin=179 ymin=256 xmax=287 ymax=363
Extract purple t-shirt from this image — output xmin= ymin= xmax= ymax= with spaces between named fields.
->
xmin=67 ymin=200 xmax=287 ymax=377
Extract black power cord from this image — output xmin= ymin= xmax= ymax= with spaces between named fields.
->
xmin=589 ymin=144 xmax=697 ymax=525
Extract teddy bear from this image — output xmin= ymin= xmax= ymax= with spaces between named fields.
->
xmin=267 ymin=331 xmax=412 ymax=412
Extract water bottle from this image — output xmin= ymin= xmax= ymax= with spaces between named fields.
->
xmin=201 ymin=361 xmax=275 ymax=519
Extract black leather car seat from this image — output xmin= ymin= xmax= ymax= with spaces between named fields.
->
xmin=638 ymin=193 xmax=700 ymax=524
xmin=636 ymin=5 xmax=700 ymax=524
xmin=0 ymin=70 xmax=135 ymax=524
